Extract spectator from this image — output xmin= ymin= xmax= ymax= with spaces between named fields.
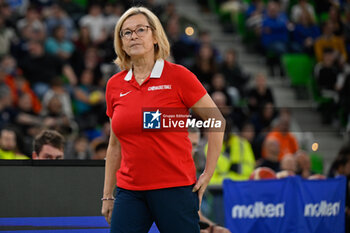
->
xmin=220 ymin=49 xmax=249 ymax=98
xmin=191 ymin=43 xmax=217 ymax=89
xmin=280 ymin=154 xmax=297 ymax=173
xmin=344 ymin=8 xmax=350 ymax=55
xmin=5 ymin=70 xmax=42 ymax=115
xmin=73 ymin=26 xmax=92 ymax=56
xmin=0 ymin=2 xmax=20 ymax=29
xmin=160 ymin=1 xmax=176 ymax=26
xmin=211 ymin=91 xmax=246 ymax=130
xmin=314 ymin=48 xmax=342 ymax=123
xmin=209 ymin=73 xmax=236 ymax=106
xmin=314 ymin=48 xmax=341 ymax=91
xmin=79 ymin=4 xmax=107 ymax=45
xmin=73 ymin=69 xmax=104 ymax=130
xmin=264 ymin=109 xmax=299 ymax=161
xmin=247 ymin=73 xmax=275 ymax=114
xmin=58 ymin=0 xmax=85 ymax=24
xmin=18 ymin=40 xmax=77 ymax=98
xmin=16 ymin=7 xmax=46 ymax=42
xmin=240 ymin=122 xmax=256 ymax=143
xmin=328 ymin=144 xmax=350 ymax=177
xmin=197 ymin=30 xmax=222 ymax=63
xmin=45 ymin=25 xmax=75 ymax=61
xmin=45 ymin=4 xmax=75 ymax=40
xmin=328 ymin=144 xmax=350 ymax=232
xmin=92 ymin=141 xmax=108 ymax=160
xmin=166 ymin=15 xmax=197 ymax=66
xmin=32 ymin=129 xmax=65 ymax=159
xmin=290 ymin=0 xmax=316 ymax=24
xmin=245 ymin=0 xmax=265 ymax=33
xmin=15 ymin=92 xmax=41 ymax=133
xmin=292 ymin=9 xmax=321 ymax=54
xmin=90 ymin=120 xmax=110 ymax=148
xmin=0 ymin=127 xmax=29 ymax=159
xmin=220 ymin=0 xmax=243 ymax=18
xmin=72 ymin=47 xmax=102 ymax=83
xmin=260 ymin=1 xmax=293 ymax=76
xmin=338 ymin=71 xmax=350 ymax=133
xmin=42 ymin=77 xmax=73 ymax=119
xmin=65 ymin=134 xmax=92 ymax=160
xmin=0 ymin=85 xmax=17 ymax=129
xmin=314 ymin=0 xmax=338 ymax=15
xmin=5 ymin=0 xmax=29 ymax=16
xmin=0 ymin=15 xmax=17 ymax=57
xmin=1 ymin=56 xmax=41 ymax=114
xmin=258 ymin=137 xmax=280 ymax=172
xmin=314 ymin=21 xmax=347 ymax=63
xmin=103 ymin=3 xmax=123 ymax=36
xmin=250 ymin=102 xmax=276 ymax=136
xmin=295 ymin=150 xmax=312 ymax=178
xmin=206 ymin=130 xmax=256 ymax=184
xmin=328 ymin=5 xmax=344 ymax=36
xmin=41 ymin=94 xmax=76 ymax=136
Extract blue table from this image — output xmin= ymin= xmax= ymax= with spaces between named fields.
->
xmin=0 ymin=216 xmax=160 ymax=233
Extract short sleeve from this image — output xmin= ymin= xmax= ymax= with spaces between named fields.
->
xmin=175 ymin=66 xmax=207 ymax=108
xmin=105 ymin=79 xmax=114 ymax=118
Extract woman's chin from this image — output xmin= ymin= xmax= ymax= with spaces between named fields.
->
xmin=129 ymin=51 xmax=147 ymax=58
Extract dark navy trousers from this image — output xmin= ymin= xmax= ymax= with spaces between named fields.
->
xmin=110 ymin=185 xmax=200 ymax=233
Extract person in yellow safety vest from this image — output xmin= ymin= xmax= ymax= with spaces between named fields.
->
xmin=0 ymin=127 xmax=29 ymax=160
xmin=205 ymin=133 xmax=255 ymax=184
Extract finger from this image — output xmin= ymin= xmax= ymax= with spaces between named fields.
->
xmin=104 ymin=214 xmax=109 ymax=224
xmin=192 ymin=179 xmax=204 ymax=192
xmin=192 ymin=183 xmax=201 ymax=192
xmin=108 ymin=209 xmax=113 ymax=224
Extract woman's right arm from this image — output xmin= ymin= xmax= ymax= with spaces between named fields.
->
xmin=101 ymin=120 xmax=121 ymax=224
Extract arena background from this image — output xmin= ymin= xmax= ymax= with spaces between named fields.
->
xmin=0 ymin=0 xmax=349 ymax=232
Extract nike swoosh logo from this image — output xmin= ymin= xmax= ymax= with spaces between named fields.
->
xmin=120 ymin=91 xmax=131 ymax=97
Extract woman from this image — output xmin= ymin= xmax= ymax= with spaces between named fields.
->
xmin=101 ymin=6 xmax=225 ymax=233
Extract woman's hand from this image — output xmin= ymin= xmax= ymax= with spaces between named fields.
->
xmin=192 ymin=172 xmax=212 ymax=208
xmin=101 ymin=200 xmax=114 ymax=224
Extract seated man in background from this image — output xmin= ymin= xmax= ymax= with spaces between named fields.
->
xmin=258 ymin=138 xmax=280 ymax=172
xmin=280 ymin=154 xmax=297 ymax=174
xmin=32 ymin=129 xmax=65 ymax=160
xmin=264 ymin=109 xmax=299 ymax=161
xmin=295 ymin=150 xmax=313 ymax=178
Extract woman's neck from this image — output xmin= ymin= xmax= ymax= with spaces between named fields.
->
xmin=132 ymin=53 xmax=155 ymax=76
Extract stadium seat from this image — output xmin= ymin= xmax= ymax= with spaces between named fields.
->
xmin=309 ymin=152 xmax=324 ymax=174
xmin=282 ymin=53 xmax=315 ymax=87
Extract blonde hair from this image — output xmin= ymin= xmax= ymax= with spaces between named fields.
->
xmin=113 ymin=7 xmax=170 ymax=70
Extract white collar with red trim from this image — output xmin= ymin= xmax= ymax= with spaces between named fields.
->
xmin=124 ymin=59 xmax=164 ymax=81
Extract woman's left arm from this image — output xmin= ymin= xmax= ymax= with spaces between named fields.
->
xmin=191 ymin=93 xmax=225 ymax=206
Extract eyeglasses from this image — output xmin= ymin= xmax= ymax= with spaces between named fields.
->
xmin=120 ymin=25 xmax=152 ymax=39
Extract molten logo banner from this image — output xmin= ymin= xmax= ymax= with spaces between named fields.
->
xmin=223 ymin=176 xmax=346 ymax=233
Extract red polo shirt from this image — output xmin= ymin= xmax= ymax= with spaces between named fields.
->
xmin=106 ymin=59 xmax=207 ymax=190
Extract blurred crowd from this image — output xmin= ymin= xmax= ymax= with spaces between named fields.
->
xmin=0 ymin=0 xmax=349 ymax=229
xmin=0 ymin=0 xmax=348 ymax=180
xmin=214 ymin=0 xmax=350 ymax=129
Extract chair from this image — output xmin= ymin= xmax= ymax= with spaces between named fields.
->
xmin=309 ymin=152 xmax=324 ymax=174
xmin=282 ymin=53 xmax=315 ymax=87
